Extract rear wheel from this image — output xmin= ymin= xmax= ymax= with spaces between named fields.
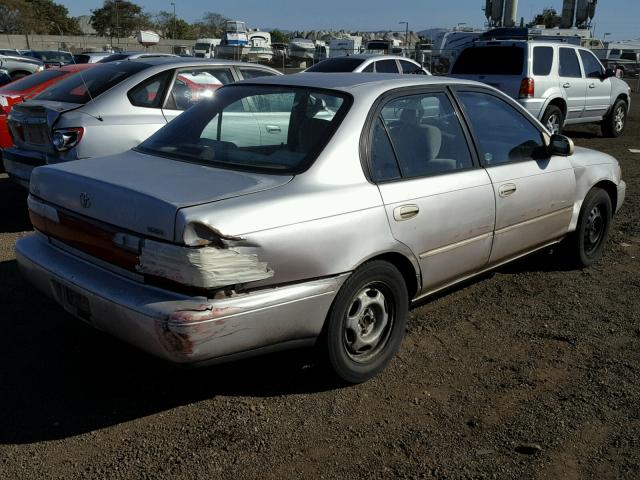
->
xmin=541 ymin=105 xmax=564 ymax=135
xmin=565 ymin=187 xmax=612 ymax=268
xmin=602 ymin=99 xmax=627 ymax=138
xmin=322 ymin=261 xmax=408 ymax=384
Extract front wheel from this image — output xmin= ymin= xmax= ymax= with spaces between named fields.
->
xmin=602 ymin=99 xmax=627 ymax=138
xmin=565 ymin=187 xmax=612 ymax=268
xmin=322 ymin=261 xmax=408 ymax=384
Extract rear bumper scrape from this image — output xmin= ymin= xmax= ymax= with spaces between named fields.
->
xmin=16 ymin=233 xmax=349 ymax=364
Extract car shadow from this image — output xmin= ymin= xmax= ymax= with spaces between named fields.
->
xmin=0 ymin=174 xmax=31 ymax=233
xmin=563 ymin=128 xmax=601 ymax=140
xmin=0 ymin=259 xmax=336 ymax=445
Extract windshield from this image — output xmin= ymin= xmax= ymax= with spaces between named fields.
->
xmin=35 ymin=62 xmax=150 ymax=104
xmin=136 ymin=85 xmax=352 ymax=174
xmin=0 ymin=69 xmax=66 ymax=91
xmin=30 ymin=51 xmax=73 ymax=63
xmin=195 ymin=43 xmax=211 ymax=51
xmin=452 ymin=46 xmax=525 ymax=75
xmin=306 ymin=57 xmax=364 ymax=72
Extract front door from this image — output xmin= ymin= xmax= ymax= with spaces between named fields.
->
xmin=369 ymin=90 xmax=495 ymax=294
xmin=454 ymin=89 xmax=576 ymax=264
xmin=578 ymin=49 xmax=612 ymax=121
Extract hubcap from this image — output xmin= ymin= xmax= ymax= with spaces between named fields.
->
xmin=343 ymin=284 xmax=394 ymax=362
xmin=584 ymin=205 xmax=604 ymax=255
xmin=546 ymin=114 xmax=560 ymax=134
xmin=614 ymin=106 xmax=625 ymax=133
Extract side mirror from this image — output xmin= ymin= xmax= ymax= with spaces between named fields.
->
xmin=603 ymin=68 xmax=616 ymax=79
xmin=548 ymin=134 xmax=574 ymax=156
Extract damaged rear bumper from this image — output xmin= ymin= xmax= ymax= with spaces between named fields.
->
xmin=16 ymin=234 xmax=348 ymax=364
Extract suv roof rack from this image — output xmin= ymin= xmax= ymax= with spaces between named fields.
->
xmin=478 ymin=27 xmax=582 ymax=45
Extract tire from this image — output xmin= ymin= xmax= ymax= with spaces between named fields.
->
xmin=541 ymin=105 xmax=564 ymax=135
xmin=321 ymin=260 xmax=408 ymax=384
xmin=565 ymin=187 xmax=612 ymax=268
xmin=602 ymin=99 xmax=627 ymax=138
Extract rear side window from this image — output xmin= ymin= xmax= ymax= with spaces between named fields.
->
xmin=362 ymin=63 xmax=375 ymax=72
xmin=129 ymin=71 xmax=172 ymax=108
xmin=559 ymin=48 xmax=582 ymax=78
xmin=452 ymin=46 xmax=525 ymax=75
xmin=98 ymin=54 xmax=129 ymax=63
xmin=532 ymin=46 xmax=554 ymax=75
xmin=35 ymin=62 xmax=151 ymax=104
xmin=579 ymin=50 xmax=604 ymax=78
xmin=400 ymin=60 xmax=419 ymax=74
xmin=239 ymin=68 xmax=277 ymax=79
xmin=305 ymin=57 xmax=364 ymax=72
xmin=376 ymin=60 xmax=399 ymax=73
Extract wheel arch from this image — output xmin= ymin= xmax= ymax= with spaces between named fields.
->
xmin=10 ymin=70 xmax=31 ymax=79
xmin=569 ymin=178 xmax=619 ymax=231
xmin=358 ymin=251 xmax=420 ymax=301
xmin=544 ymin=96 xmax=568 ymax=120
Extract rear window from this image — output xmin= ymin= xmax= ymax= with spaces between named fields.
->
xmin=533 ymin=46 xmax=554 ymax=75
xmin=73 ymin=54 xmax=90 ymax=64
xmin=30 ymin=51 xmax=73 ymax=63
xmin=136 ymin=85 xmax=352 ymax=174
xmin=98 ymin=54 xmax=129 ymax=63
xmin=306 ymin=57 xmax=364 ymax=72
xmin=452 ymin=46 xmax=525 ymax=75
xmin=0 ymin=69 xmax=65 ymax=91
xmin=35 ymin=62 xmax=150 ymax=104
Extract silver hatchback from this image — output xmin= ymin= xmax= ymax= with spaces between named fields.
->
xmin=3 ymin=58 xmax=281 ymax=187
xmin=17 ymin=74 xmax=625 ymax=383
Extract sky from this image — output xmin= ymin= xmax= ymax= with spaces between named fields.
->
xmin=62 ymin=0 xmax=638 ymax=41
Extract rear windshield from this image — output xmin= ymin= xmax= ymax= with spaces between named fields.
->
xmin=35 ymin=62 xmax=150 ymax=104
xmin=306 ymin=57 xmax=364 ymax=72
xmin=136 ymin=85 xmax=352 ymax=174
xmin=452 ymin=46 xmax=525 ymax=75
xmin=98 ymin=54 xmax=130 ymax=63
xmin=0 ymin=69 xmax=66 ymax=91
xmin=29 ymin=51 xmax=73 ymax=63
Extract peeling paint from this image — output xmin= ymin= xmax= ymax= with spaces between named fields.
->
xmin=136 ymin=239 xmax=274 ymax=289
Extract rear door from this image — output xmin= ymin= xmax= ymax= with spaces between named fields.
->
xmin=368 ymin=88 xmax=495 ymax=294
xmin=454 ymin=87 xmax=576 ymax=264
xmin=578 ymin=49 xmax=611 ymax=120
xmin=161 ymin=67 xmax=236 ymax=122
xmin=558 ymin=47 xmax=587 ymax=120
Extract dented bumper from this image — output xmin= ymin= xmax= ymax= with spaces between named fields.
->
xmin=16 ymin=234 xmax=348 ymax=364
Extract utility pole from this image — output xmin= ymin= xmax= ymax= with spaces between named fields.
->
xmin=171 ymin=2 xmax=176 ymax=40
xmin=399 ymin=21 xmax=409 ymax=53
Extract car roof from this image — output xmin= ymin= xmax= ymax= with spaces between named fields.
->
xmin=59 ymin=63 xmax=98 ymax=72
xmin=342 ymin=54 xmax=414 ymax=61
xmin=130 ymin=57 xmax=279 ymax=68
xmin=239 ymin=72 xmax=478 ymax=94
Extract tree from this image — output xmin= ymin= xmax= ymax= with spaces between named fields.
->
xmin=529 ymin=8 xmax=562 ymax=28
xmin=151 ymin=10 xmax=196 ymax=40
xmin=91 ymin=0 xmax=151 ymax=39
xmin=0 ymin=0 xmax=81 ymax=34
xmin=269 ymin=29 xmax=289 ymax=44
xmin=193 ymin=12 xmax=228 ymax=38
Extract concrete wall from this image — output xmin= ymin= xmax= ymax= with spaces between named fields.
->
xmin=0 ymin=34 xmax=194 ymax=53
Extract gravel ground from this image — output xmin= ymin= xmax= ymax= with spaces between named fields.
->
xmin=0 ymin=95 xmax=639 ymax=480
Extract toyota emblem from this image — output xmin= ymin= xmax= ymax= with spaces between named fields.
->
xmin=79 ymin=192 xmax=92 ymax=209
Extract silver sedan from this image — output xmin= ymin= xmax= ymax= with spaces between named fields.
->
xmin=17 ymin=73 xmax=625 ymax=383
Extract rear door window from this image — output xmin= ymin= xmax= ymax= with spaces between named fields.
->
xmin=376 ymin=60 xmax=400 ymax=74
xmin=164 ymin=68 xmax=234 ymax=111
xmin=400 ymin=60 xmax=419 ymax=74
xmin=532 ymin=46 xmax=554 ymax=75
xmin=579 ymin=50 xmax=604 ymax=78
xmin=238 ymin=68 xmax=278 ymax=79
xmin=128 ymin=71 xmax=173 ymax=108
xmin=362 ymin=63 xmax=375 ymax=73
xmin=452 ymin=46 xmax=525 ymax=75
xmin=559 ymin=48 xmax=582 ymax=78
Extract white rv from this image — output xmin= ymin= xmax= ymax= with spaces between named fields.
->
xmin=329 ymin=37 xmax=363 ymax=57
xmin=194 ymin=38 xmax=221 ymax=58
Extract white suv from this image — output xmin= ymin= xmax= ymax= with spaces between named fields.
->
xmin=450 ymin=39 xmax=631 ymax=137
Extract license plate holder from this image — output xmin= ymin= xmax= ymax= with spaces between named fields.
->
xmin=51 ymin=280 xmax=92 ymax=323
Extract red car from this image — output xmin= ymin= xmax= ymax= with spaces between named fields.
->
xmin=0 ymin=64 xmax=96 ymax=148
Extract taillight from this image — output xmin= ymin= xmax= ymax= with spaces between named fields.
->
xmin=519 ymin=78 xmax=535 ymax=98
xmin=52 ymin=127 xmax=84 ymax=152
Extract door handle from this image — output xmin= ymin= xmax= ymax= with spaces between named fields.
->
xmin=499 ymin=183 xmax=517 ymax=197
xmin=589 ymin=83 xmax=596 ymax=88
xmin=393 ymin=204 xmax=419 ymax=221
xmin=563 ymin=82 xmax=571 ymax=88
xmin=265 ymin=124 xmax=281 ymax=133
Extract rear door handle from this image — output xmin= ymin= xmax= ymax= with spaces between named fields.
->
xmin=589 ymin=83 xmax=596 ymax=88
xmin=265 ymin=124 xmax=281 ymax=133
xmin=563 ymin=82 xmax=571 ymax=88
xmin=499 ymin=183 xmax=517 ymax=197
xmin=393 ymin=204 xmax=419 ymax=221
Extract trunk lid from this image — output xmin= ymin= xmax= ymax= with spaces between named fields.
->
xmin=30 ymin=150 xmax=293 ymax=242
xmin=8 ymin=100 xmax=82 ymax=153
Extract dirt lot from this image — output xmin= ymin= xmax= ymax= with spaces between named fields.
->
xmin=0 ymin=96 xmax=639 ymax=480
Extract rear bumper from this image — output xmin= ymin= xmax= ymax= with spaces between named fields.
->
xmin=16 ymin=234 xmax=347 ymax=364
xmin=517 ymin=98 xmax=546 ymax=121
xmin=2 ymin=148 xmax=46 ymax=187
